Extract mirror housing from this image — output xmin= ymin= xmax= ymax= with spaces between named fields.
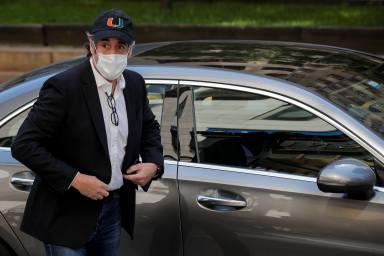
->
xmin=317 ymin=158 xmax=376 ymax=199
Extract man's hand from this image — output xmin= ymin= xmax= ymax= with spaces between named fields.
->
xmin=123 ymin=163 xmax=157 ymax=186
xmin=71 ymin=173 xmax=109 ymax=200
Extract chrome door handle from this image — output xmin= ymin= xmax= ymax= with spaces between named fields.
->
xmin=197 ymin=195 xmax=247 ymax=208
xmin=10 ymin=171 xmax=35 ymax=191
xmin=10 ymin=177 xmax=34 ymax=186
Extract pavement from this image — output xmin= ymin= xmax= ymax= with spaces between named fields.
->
xmin=0 ymin=46 xmax=84 ymax=83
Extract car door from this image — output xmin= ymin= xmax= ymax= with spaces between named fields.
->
xmin=0 ymin=80 xmax=182 ymax=256
xmin=176 ymin=82 xmax=384 ymax=256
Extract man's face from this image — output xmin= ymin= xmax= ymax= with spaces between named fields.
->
xmin=91 ymin=37 xmax=130 ymax=56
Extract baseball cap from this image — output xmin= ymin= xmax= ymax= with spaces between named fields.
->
xmin=89 ymin=9 xmax=134 ymax=44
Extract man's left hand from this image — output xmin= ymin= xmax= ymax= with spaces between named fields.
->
xmin=123 ymin=163 xmax=157 ymax=186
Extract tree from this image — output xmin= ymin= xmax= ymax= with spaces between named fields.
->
xmin=161 ymin=0 xmax=172 ymax=9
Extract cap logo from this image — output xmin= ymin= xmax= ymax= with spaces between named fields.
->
xmin=107 ymin=17 xmax=124 ymax=28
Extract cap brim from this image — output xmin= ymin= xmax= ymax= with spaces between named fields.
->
xmin=93 ymin=30 xmax=134 ymax=44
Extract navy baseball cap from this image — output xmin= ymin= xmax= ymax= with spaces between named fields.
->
xmin=90 ymin=9 xmax=134 ymax=44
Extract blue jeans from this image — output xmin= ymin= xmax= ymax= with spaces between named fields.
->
xmin=45 ymin=194 xmax=121 ymax=256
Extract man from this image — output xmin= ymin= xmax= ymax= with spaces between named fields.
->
xmin=11 ymin=9 xmax=163 ymax=256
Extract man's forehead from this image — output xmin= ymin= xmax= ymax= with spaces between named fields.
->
xmin=98 ymin=37 xmax=128 ymax=44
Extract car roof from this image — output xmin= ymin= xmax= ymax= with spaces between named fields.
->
xmin=130 ymin=40 xmax=384 ymax=96
xmin=1 ymin=40 xmax=384 ymax=161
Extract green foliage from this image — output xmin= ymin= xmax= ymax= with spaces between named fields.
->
xmin=0 ymin=0 xmax=383 ymax=26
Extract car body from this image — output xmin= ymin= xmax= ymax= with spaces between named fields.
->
xmin=0 ymin=40 xmax=384 ymax=255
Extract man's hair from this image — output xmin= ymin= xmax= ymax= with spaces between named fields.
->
xmin=85 ymin=32 xmax=93 ymax=58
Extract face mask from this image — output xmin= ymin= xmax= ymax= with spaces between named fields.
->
xmin=93 ymin=52 xmax=127 ymax=81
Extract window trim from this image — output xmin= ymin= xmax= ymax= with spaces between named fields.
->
xmin=0 ymin=100 xmax=36 ymax=128
xmin=179 ymin=161 xmax=317 ymax=182
xmin=180 ymin=80 xmax=384 ymax=167
xmin=145 ymin=79 xmax=178 ymax=85
xmin=0 ymin=100 xmax=36 ymax=150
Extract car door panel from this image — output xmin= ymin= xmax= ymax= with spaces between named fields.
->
xmin=119 ymin=161 xmax=182 ymax=256
xmin=0 ymin=148 xmax=44 ymax=255
xmin=178 ymin=164 xmax=384 ymax=256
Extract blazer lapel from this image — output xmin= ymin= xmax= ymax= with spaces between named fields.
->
xmin=80 ymin=60 xmax=110 ymax=159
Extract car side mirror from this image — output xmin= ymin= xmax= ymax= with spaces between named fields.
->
xmin=317 ymin=158 xmax=376 ymax=200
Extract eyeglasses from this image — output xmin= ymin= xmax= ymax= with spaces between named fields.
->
xmin=105 ymin=92 xmax=119 ymax=126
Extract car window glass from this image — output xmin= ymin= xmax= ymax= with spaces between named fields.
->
xmin=192 ymin=86 xmax=375 ymax=178
xmin=0 ymin=108 xmax=31 ymax=148
xmin=146 ymin=84 xmax=170 ymax=124
xmin=146 ymin=83 xmax=178 ymax=160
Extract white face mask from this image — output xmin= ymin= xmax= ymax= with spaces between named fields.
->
xmin=93 ymin=52 xmax=127 ymax=81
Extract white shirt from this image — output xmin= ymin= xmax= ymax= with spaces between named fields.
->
xmin=90 ymin=58 xmax=129 ymax=191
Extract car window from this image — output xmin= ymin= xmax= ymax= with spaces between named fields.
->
xmin=147 ymin=83 xmax=179 ymax=160
xmin=192 ymin=86 xmax=375 ymax=178
xmin=146 ymin=84 xmax=171 ymax=124
xmin=0 ymin=84 xmax=168 ymax=149
xmin=0 ymin=108 xmax=31 ymax=148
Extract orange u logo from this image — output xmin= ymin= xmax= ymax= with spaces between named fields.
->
xmin=107 ymin=17 xmax=124 ymax=28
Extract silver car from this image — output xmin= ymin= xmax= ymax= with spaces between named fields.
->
xmin=1 ymin=40 xmax=384 ymax=256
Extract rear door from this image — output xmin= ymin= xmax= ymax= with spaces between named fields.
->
xmin=177 ymin=82 xmax=384 ymax=256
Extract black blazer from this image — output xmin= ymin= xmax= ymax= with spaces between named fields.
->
xmin=11 ymin=60 xmax=164 ymax=248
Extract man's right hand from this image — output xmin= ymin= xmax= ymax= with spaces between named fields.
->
xmin=71 ymin=173 xmax=109 ymax=200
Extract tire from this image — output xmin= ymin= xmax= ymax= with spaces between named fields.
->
xmin=0 ymin=241 xmax=12 ymax=256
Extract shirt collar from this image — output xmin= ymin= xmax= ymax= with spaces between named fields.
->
xmin=89 ymin=58 xmax=126 ymax=92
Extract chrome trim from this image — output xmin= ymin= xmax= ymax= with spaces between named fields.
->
xmin=145 ymin=79 xmax=178 ymax=85
xmin=165 ymin=160 xmax=178 ymax=165
xmin=0 ymin=100 xmax=36 ymax=151
xmin=10 ymin=176 xmax=34 ymax=187
xmin=179 ymin=161 xmax=384 ymax=193
xmin=178 ymin=161 xmax=317 ymax=182
xmin=179 ymin=80 xmax=384 ymax=164
xmin=197 ymin=195 xmax=247 ymax=207
xmin=0 ymin=100 xmax=35 ymax=127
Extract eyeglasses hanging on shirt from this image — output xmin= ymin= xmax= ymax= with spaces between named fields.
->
xmin=105 ymin=92 xmax=119 ymax=126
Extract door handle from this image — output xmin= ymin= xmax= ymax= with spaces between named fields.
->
xmin=10 ymin=171 xmax=35 ymax=191
xmin=197 ymin=195 xmax=247 ymax=208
